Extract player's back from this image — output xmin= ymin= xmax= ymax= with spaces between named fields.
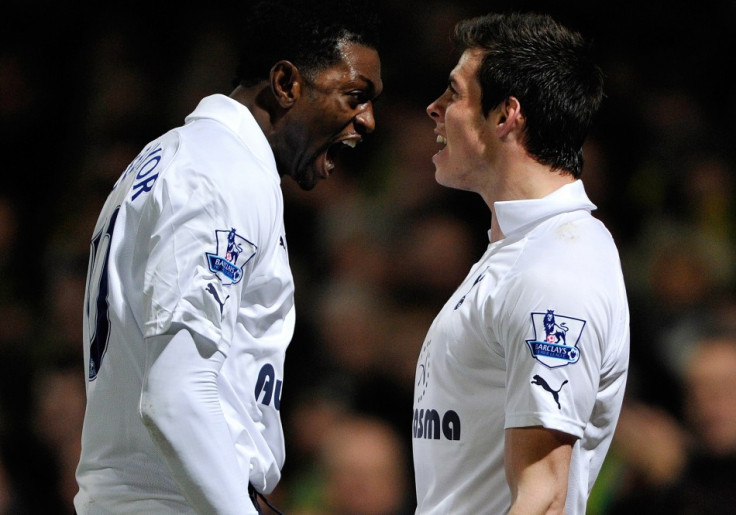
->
xmin=75 ymin=129 xmax=199 ymax=513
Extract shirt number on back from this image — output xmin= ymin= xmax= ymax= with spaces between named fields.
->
xmin=85 ymin=206 xmax=120 ymax=380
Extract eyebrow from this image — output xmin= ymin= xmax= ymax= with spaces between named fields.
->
xmin=357 ymin=75 xmax=383 ymax=100
xmin=447 ymin=76 xmax=459 ymax=92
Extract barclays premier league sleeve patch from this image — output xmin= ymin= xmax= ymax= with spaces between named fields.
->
xmin=206 ymin=228 xmax=257 ymax=285
xmin=525 ymin=310 xmax=585 ymax=368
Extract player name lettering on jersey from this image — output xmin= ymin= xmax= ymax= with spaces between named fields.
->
xmin=413 ymin=408 xmax=461 ymax=441
xmin=130 ymin=145 xmax=163 ymax=201
xmin=115 ymin=142 xmax=164 ymax=201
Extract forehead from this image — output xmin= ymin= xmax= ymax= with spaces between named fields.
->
xmin=313 ymin=41 xmax=383 ymax=94
xmin=450 ymin=48 xmax=484 ymax=87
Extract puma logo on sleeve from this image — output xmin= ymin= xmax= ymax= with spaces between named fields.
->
xmin=531 ymin=374 xmax=568 ymax=410
xmin=206 ymin=282 xmax=230 ymax=315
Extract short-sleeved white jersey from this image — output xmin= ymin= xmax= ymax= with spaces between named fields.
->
xmin=75 ymin=95 xmax=294 ymax=513
xmin=412 ymin=181 xmax=629 ymax=514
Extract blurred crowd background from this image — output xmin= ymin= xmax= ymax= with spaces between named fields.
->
xmin=2 ymin=0 xmax=736 ymax=513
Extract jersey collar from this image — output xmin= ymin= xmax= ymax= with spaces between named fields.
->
xmin=493 ymin=180 xmax=596 ymax=239
xmin=185 ymin=94 xmax=277 ymax=176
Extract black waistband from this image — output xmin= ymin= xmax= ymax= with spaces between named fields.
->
xmin=248 ymin=484 xmax=284 ymax=514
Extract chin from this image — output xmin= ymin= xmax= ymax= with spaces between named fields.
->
xmin=293 ymin=170 xmax=318 ymax=191
xmin=433 ymin=157 xmax=454 ymax=187
xmin=435 ymin=164 xmax=474 ymax=192
xmin=434 ymin=168 xmax=455 ymax=189
xmin=297 ymin=179 xmax=318 ymax=191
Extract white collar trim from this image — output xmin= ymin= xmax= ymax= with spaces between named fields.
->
xmin=185 ymin=94 xmax=277 ymax=174
xmin=493 ymin=180 xmax=596 ymax=238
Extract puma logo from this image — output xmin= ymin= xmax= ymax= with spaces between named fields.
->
xmin=454 ymin=270 xmax=487 ymax=310
xmin=206 ymin=282 xmax=230 ymax=315
xmin=531 ymin=375 xmax=568 ymax=410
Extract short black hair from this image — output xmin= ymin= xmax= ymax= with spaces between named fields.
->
xmin=452 ymin=12 xmax=604 ymax=178
xmin=235 ymin=0 xmax=380 ymax=87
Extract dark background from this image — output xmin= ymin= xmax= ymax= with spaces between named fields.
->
xmin=1 ymin=1 xmax=735 ymax=513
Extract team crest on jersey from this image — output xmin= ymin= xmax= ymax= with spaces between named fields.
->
xmin=525 ymin=310 xmax=585 ymax=368
xmin=206 ymin=228 xmax=256 ymax=285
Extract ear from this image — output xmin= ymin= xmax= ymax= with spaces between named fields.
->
xmin=270 ymin=60 xmax=303 ymax=109
xmin=495 ymin=96 xmax=525 ymax=138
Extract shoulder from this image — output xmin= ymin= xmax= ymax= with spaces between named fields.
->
xmin=518 ymin=212 xmax=620 ymax=274
xmin=165 ymin=121 xmax=280 ymax=195
xmin=494 ymin=214 xmax=624 ymax=315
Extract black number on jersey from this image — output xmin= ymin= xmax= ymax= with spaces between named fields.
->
xmin=85 ymin=206 xmax=120 ymax=380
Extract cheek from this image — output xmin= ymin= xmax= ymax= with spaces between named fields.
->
xmin=446 ymin=107 xmax=485 ymax=149
xmin=447 ymin=124 xmax=486 ymax=162
xmin=314 ymin=96 xmax=349 ymax=126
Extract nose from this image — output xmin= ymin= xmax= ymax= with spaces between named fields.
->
xmin=355 ymin=102 xmax=376 ymax=134
xmin=427 ymin=96 xmax=443 ymax=121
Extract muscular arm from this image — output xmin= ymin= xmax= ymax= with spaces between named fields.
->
xmin=505 ymin=426 xmax=576 ymax=515
xmin=140 ymin=328 xmax=256 ymax=514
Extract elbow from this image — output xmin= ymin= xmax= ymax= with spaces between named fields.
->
xmin=140 ymin=390 xmax=160 ymax=428
xmin=140 ymin=387 xmax=165 ymax=432
xmin=139 ymin=378 xmax=186 ymax=434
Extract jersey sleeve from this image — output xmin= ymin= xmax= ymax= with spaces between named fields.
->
xmin=141 ymin=329 xmax=258 ymax=514
xmin=495 ymin=265 xmax=604 ymax=438
xmin=140 ymin=147 xmax=275 ymax=353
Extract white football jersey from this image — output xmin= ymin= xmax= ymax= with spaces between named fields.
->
xmin=412 ymin=181 xmax=629 ymax=514
xmin=75 ymin=95 xmax=294 ymax=513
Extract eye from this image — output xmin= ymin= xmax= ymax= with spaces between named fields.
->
xmin=348 ymin=90 xmax=371 ymax=108
xmin=445 ymin=77 xmax=460 ymax=101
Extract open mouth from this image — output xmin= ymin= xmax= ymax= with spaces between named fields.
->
xmin=432 ymin=134 xmax=447 ymax=160
xmin=322 ymin=138 xmax=360 ymax=177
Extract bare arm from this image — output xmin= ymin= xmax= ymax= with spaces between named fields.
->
xmin=505 ymin=426 xmax=576 ymax=515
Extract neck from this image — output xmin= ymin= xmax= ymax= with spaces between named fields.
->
xmin=229 ymin=84 xmax=277 ymax=140
xmin=486 ymin=160 xmax=575 ymax=243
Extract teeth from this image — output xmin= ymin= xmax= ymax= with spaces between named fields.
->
xmin=342 ymin=140 xmax=357 ymax=148
xmin=326 ymin=160 xmax=335 ymax=171
xmin=437 ymin=135 xmax=447 ymax=145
